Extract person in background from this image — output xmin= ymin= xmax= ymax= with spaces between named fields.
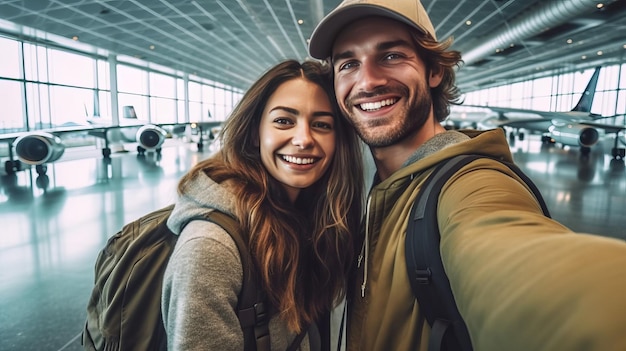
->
xmin=308 ymin=0 xmax=626 ymax=350
xmin=162 ymin=59 xmax=364 ymax=350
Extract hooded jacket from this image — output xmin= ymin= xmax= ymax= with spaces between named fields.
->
xmin=347 ymin=128 xmax=626 ymax=351
xmin=161 ymin=172 xmax=318 ymax=350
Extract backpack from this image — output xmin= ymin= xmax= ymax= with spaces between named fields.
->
xmin=82 ymin=204 xmax=270 ymax=351
xmin=405 ymin=154 xmax=551 ymax=351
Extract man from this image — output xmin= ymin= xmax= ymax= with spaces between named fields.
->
xmin=308 ymin=0 xmax=626 ymax=350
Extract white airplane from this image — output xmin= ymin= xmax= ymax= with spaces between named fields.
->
xmin=0 ymin=106 xmax=223 ymax=175
xmin=449 ymin=67 xmax=626 ymax=160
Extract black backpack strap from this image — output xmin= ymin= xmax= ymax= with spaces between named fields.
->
xmin=406 ymin=154 xmax=550 ymax=351
xmin=204 ymin=211 xmax=271 ymax=351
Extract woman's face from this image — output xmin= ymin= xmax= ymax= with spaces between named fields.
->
xmin=258 ymin=77 xmax=336 ymax=203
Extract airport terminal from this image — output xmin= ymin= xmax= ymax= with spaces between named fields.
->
xmin=0 ymin=0 xmax=625 ymax=350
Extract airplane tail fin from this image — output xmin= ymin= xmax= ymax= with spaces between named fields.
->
xmin=571 ymin=66 xmax=601 ymax=113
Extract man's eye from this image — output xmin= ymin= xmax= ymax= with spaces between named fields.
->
xmin=384 ymin=53 xmax=402 ymax=61
xmin=337 ymin=61 xmax=358 ymax=72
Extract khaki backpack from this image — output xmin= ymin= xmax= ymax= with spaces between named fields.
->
xmin=82 ymin=204 xmax=270 ymax=351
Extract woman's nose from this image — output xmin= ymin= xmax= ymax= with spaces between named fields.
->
xmin=292 ymin=125 xmax=313 ymax=150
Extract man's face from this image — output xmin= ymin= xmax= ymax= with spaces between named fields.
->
xmin=331 ymin=16 xmax=441 ymax=147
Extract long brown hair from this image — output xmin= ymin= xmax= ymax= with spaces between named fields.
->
xmin=178 ymin=59 xmax=363 ymax=332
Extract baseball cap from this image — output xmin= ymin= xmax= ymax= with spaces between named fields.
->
xmin=308 ymin=0 xmax=437 ymax=60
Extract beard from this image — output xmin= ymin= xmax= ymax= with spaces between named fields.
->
xmin=344 ymin=85 xmax=433 ymax=148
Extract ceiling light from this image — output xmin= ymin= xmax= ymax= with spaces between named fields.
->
xmin=597 ymin=51 xmax=603 ymax=56
xmin=297 ymin=19 xmax=304 ymax=25
xmin=596 ymin=3 xmax=604 ymax=9
xmin=72 ymin=36 xmax=79 ymax=41
xmin=149 ymin=45 xmax=155 ymax=50
xmin=581 ymin=55 xmax=587 ymax=60
xmin=566 ymin=39 xmax=573 ymax=44
xmin=465 ymin=20 xmax=472 ymax=26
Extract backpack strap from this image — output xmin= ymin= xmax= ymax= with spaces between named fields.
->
xmin=203 ymin=211 xmax=271 ymax=351
xmin=406 ymin=154 xmax=550 ymax=351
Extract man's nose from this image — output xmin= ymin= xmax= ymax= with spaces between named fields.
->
xmin=357 ymin=60 xmax=388 ymax=91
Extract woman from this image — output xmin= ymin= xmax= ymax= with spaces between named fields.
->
xmin=162 ymin=59 xmax=364 ymax=350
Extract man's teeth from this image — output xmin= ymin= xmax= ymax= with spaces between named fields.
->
xmin=283 ymin=155 xmax=315 ymax=164
xmin=359 ymin=98 xmax=397 ymax=111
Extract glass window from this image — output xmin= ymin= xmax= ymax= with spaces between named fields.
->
xmin=0 ymin=37 xmax=21 ymax=79
xmin=177 ymin=78 xmax=185 ymax=101
xmin=25 ymin=82 xmax=51 ymax=130
xmin=48 ymin=48 xmax=95 ymax=88
xmin=189 ymin=81 xmax=202 ymax=102
xmin=592 ymin=91 xmax=617 ymax=117
xmin=0 ymin=79 xmax=24 ymax=132
xmin=189 ymin=101 xmax=202 ymax=121
xmin=616 ymin=90 xmax=625 ymax=115
xmin=97 ymin=91 xmax=112 ymax=118
xmin=117 ymin=64 xmax=147 ymax=94
xmin=118 ymin=93 xmax=148 ymax=123
xmin=555 ymin=94 xmax=572 ymax=112
xmin=23 ymin=43 xmax=48 ymax=82
xmin=531 ymin=96 xmax=551 ymax=111
xmin=572 ymin=69 xmax=594 ymax=94
xmin=149 ymin=72 xmax=176 ymax=98
xmin=214 ymin=88 xmax=225 ymax=121
xmin=48 ymin=85 xmax=94 ymax=126
xmin=509 ymin=82 xmax=524 ymax=108
xmin=97 ymin=59 xmax=110 ymax=90
xmin=598 ymin=65 xmax=619 ymax=92
xmin=202 ymin=84 xmax=215 ymax=120
xmin=177 ymin=100 xmax=186 ymax=122
xmin=532 ymin=77 xmax=552 ymax=98
xmin=150 ymin=97 xmax=176 ymax=123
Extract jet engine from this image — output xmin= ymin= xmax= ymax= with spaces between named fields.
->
xmin=14 ymin=132 xmax=65 ymax=165
xmin=548 ymin=123 xmax=599 ymax=148
xmin=135 ymin=124 xmax=167 ymax=151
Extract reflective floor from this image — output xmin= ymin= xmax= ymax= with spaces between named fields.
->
xmin=0 ymin=134 xmax=624 ymax=351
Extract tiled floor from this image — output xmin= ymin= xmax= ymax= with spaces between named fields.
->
xmin=0 ymin=134 xmax=624 ymax=351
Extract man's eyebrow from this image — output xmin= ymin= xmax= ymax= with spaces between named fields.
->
xmin=332 ymin=50 xmax=354 ymax=64
xmin=332 ymin=39 xmax=413 ymax=64
xmin=378 ymin=39 xmax=413 ymax=52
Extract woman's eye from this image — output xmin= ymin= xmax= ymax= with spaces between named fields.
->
xmin=312 ymin=121 xmax=333 ymax=130
xmin=273 ymin=117 xmax=293 ymax=125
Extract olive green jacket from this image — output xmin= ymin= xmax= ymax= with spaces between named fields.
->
xmin=347 ymin=128 xmax=626 ymax=351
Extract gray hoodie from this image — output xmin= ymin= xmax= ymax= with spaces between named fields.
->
xmin=162 ymin=171 xmax=316 ymax=350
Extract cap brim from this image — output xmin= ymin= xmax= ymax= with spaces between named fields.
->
xmin=308 ymin=5 xmax=424 ymax=60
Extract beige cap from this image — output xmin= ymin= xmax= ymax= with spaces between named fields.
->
xmin=308 ymin=0 xmax=437 ymax=60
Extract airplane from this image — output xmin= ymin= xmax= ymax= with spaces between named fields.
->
xmin=449 ymin=67 xmax=626 ymax=160
xmin=0 ymin=107 xmax=224 ymax=175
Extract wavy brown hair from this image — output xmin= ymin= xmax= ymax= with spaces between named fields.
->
xmin=178 ymin=59 xmax=363 ymax=333
xmin=409 ymin=31 xmax=464 ymax=122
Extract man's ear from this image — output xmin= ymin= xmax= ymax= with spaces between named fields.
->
xmin=429 ymin=68 xmax=444 ymax=88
